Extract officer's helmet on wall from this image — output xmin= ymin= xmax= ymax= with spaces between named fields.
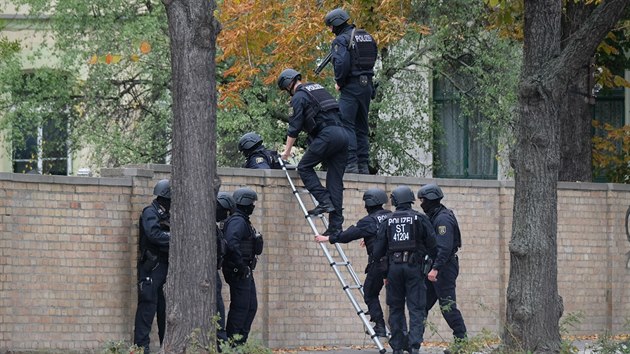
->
xmin=363 ymin=188 xmax=388 ymax=207
xmin=418 ymin=184 xmax=444 ymax=201
xmin=217 ymin=192 xmax=236 ymax=212
xmin=233 ymin=188 xmax=258 ymax=206
xmin=153 ymin=179 xmax=171 ymax=199
xmin=277 ymin=69 xmax=301 ymax=91
xmin=238 ymin=132 xmax=264 ymax=156
xmin=390 ymin=186 xmax=415 ymax=207
xmin=324 ymin=8 xmax=350 ymax=27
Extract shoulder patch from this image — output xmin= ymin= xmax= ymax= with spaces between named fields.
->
xmin=438 ymin=225 xmax=447 ymax=235
xmin=255 ymin=157 xmax=264 ymax=164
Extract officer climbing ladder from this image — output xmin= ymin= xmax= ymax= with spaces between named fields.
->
xmin=278 ymin=158 xmax=388 ymax=354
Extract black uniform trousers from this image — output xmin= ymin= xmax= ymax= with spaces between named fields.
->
xmin=216 ymin=271 xmax=228 ymax=344
xmin=134 ymin=261 xmax=168 ymax=354
xmin=363 ymin=262 xmax=385 ymax=323
xmin=425 ymin=256 xmax=467 ymax=339
xmin=224 ymin=272 xmax=258 ymax=345
xmin=298 ymin=125 xmax=348 ymax=230
xmin=386 ymin=262 xmax=427 ymax=351
xmin=339 ymin=80 xmax=372 ymax=170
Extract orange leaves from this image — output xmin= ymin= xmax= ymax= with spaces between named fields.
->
xmin=87 ymin=41 xmax=152 ymax=65
xmin=140 ymin=41 xmax=152 ymax=54
xmin=216 ymin=0 xmax=420 ymax=106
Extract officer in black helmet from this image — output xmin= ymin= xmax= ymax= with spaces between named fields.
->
xmin=277 ymin=68 xmax=349 ymax=235
xmin=221 ymin=187 xmax=264 ymax=345
xmin=418 ymin=184 xmax=467 ymax=347
xmin=238 ymin=132 xmax=282 ymax=169
xmin=315 ymin=188 xmax=391 ymax=337
xmin=372 ymin=186 xmax=437 ymax=354
xmin=134 ymin=179 xmax=171 ymax=354
xmin=324 ymin=8 xmax=377 ymax=175
xmin=215 ymin=191 xmax=235 ymax=347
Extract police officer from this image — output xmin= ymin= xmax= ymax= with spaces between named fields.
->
xmin=372 ymin=186 xmax=437 ymax=354
xmin=238 ymin=132 xmax=282 ymax=169
xmin=324 ymin=8 xmax=377 ymax=174
xmin=315 ymin=188 xmax=391 ymax=337
xmin=418 ymin=184 xmax=467 ymax=344
xmin=134 ymin=179 xmax=171 ymax=354
xmin=215 ymin=191 xmax=235 ymax=347
xmin=221 ymin=187 xmax=264 ymax=345
xmin=278 ymin=68 xmax=349 ymax=235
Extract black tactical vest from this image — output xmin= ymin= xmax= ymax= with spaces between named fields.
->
xmin=297 ymin=83 xmax=339 ymax=134
xmin=365 ymin=209 xmax=392 ymax=256
xmin=349 ymin=28 xmax=377 ymax=71
xmin=386 ymin=210 xmax=419 ymax=253
xmin=224 ymin=214 xmax=256 ymax=262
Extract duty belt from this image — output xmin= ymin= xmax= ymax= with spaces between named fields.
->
xmin=347 ymin=75 xmax=372 ymax=83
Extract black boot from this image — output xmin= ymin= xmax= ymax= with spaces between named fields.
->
xmin=372 ymin=320 xmax=387 ymax=337
xmin=345 ymin=162 xmax=359 ymax=174
xmin=307 ymin=201 xmax=335 ymax=215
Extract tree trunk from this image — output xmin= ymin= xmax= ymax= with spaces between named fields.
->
xmin=162 ymin=0 xmax=220 ymax=352
xmin=506 ymin=0 xmax=628 ymax=352
xmin=559 ymin=2 xmax=595 ymax=182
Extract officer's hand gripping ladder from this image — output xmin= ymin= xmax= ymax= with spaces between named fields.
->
xmin=278 ymin=158 xmax=387 ymax=354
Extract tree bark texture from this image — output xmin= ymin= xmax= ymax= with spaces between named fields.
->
xmin=163 ymin=0 xmax=220 ymax=352
xmin=506 ymin=0 xmax=628 ymax=352
xmin=559 ymin=2 xmax=595 ymax=182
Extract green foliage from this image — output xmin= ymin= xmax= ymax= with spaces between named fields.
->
xmin=101 ymin=339 xmax=144 ymax=354
xmin=590 ymin=333 xmax=630 ymax=354
xmin=592 ymin=122 xmax=630 ymax=183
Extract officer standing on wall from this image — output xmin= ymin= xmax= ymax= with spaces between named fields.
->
xmin=238 ymin=132 xmax=282 ymax=169
xmin=418 ymin=184 xmax=467 ymax=345
xmin=215 ymin=191 xmax=235 ymax=347
xmin=278 ymin=68 xmax=349 ymax=235
xmin=324 ymin=8 xmax=377 ymax=174
xmin=221 ymin=187 xmax=264 ymax=345
xmin=372 ymin=186 xmax=437 ymax=354
xmin=134 ymin=179 xmax=171 ymax=354
xmin=315 ymin=188 xmax=391 ymax=337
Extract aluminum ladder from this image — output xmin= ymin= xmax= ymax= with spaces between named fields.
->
xmin=278 ymin=158 xmax=388 ymax=354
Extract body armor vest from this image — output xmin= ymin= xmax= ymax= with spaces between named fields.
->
xmin=348 ymin=28 xmax=377 ymax=72
xmin=138 ymin=202 xmax=170 ymax=261
xmin=365 ymin=209 xmax=391 ymax=256
xmin=386 ymin=210 xmax=419 ymax=253
xmin=297 ymin=83 xmax=339 ymax=134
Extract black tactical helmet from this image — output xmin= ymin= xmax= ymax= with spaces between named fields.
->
xmin=233 ymin=187 xmax=258 ymax=206
xmin=238 ymin=132 xmax=263 ymax=152
xmin=418 ymin=184 xmax=444 ymax=201
xmin=363 ymin=188 xmax=388 ymax=207
xmin=390 ymin=186 xmax=415 ymax=206
xmin=217 ymin=192 xmax=236 ymax=212
xmin=153 ymin=179 xmax=171 ymax=199
xmin=324 ymin=8 xmax=350 ymax=27
xmin=277 ymin=69 xmax=301 ymax=90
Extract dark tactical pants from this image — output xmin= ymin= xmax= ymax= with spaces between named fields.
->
xmin=134 ymin=261 xmax=168 ymax=354
xmin=363 ymin=262 xmax=385 ymax=323
xmin=386 ymin=262 xmax=427 ymax=351
xmin=298 ymin=125 xmax=349 ymax=230
xmin=339 ymin=79 xmax=372 ymax=172
xmin=425 ymin=256 xmax=467 ymax=339
xmin=216 ymin=271 xmax=228 ymax=345
xmin=224 ymin=272 xmax=258 ymax=345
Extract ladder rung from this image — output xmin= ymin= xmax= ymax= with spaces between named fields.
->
xmin=330 ymin=261 xmax=349 ymax=267
xmin=346 ymin=285 xmax=362 ymax=290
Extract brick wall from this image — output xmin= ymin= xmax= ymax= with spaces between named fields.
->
xmin=1 ymin=166 xmax=630 ymax=352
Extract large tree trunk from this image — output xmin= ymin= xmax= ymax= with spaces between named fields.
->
xmin=162 ymin=0 xmax=220 ymax=352
xmin=505 ymin=0 xmax=628 ymax=352
xmin=559 ymin=2 xmax=595 ymax=182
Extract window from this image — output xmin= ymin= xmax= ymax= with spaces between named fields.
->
xmin=10 ymin=70 xmax=71 ymax=175
xmin=13 ymin=116 xmax=69 ymax=175
xmin=432 ymin=76 xmax=497 ymax=179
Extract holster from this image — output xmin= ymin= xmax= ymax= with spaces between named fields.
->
xmin=141 ymin=249 xmax=158 ymax=272
xmin=422 ymin=255 xmax=434 ymax=277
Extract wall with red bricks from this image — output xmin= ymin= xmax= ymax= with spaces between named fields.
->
xmin=1 ymin=166 xmax=629 ymax=352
